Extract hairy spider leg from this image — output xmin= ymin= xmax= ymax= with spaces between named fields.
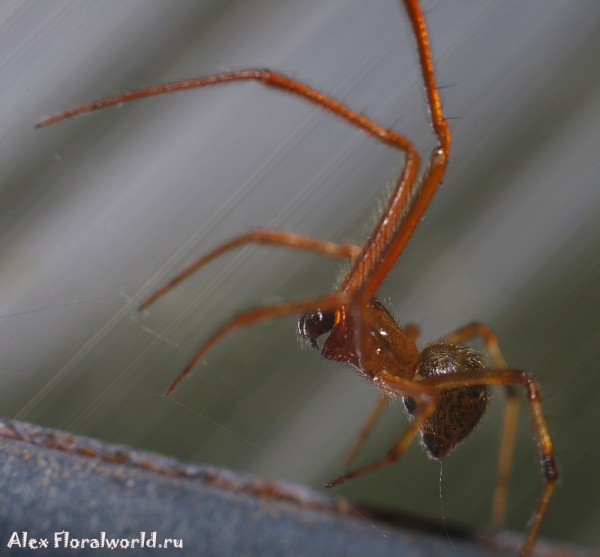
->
xmin=440 ymin=322 xmax=519 ymax=526
xmin=166 ymin=292 xmax=356 ymax=395
xmin=344 ymin=393 xmax=389 ymax=467
xmin=139 ymin=229 xmax=361 ymax=310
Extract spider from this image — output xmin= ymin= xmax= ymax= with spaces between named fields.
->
xmin=38 ymin=1 xmax=556 ymax=555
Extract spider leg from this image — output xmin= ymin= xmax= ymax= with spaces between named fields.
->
xmin=343 ymin=0 xmax=451 ymax=299
xmin=329 ymin=0 xmax=450 ymax=380
xmin=37 ymin=71 xmax=414 ymax=157
xmin=164 ymin=291 xmax=349 ymax=396
xmin=493 ymin=385 xmax=519 ymax=525
xmin=440 ymin=322 xmax=507 ymax=368
xmin=140 ymin=229 xmax=360 ymax=310
xmin=328 ymin=370 xmax=438 ymax=487
xmin=417 ymin=368 xmax=557 ymax=557
xmin=344 ymin=393 xmax=388 ymax=467
xmin=439 ymin=322 xmax=518 ymax=526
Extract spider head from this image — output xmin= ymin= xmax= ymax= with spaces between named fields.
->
xmin=298 ymin=309 xmax=336 ymax=349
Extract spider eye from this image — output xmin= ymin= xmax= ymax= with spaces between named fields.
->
xmin=298 ymin=309 xmax=336 ymax=349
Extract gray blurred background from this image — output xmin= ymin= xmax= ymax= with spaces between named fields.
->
xmin=0 ymin=0 xmax=599 ymax=549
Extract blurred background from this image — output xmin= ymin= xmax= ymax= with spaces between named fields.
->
xmin=0 ymin=0 xmax=599 ymax=549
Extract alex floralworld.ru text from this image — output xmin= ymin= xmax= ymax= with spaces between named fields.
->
xmin=7 ymin=531 xmax=183 ymax=549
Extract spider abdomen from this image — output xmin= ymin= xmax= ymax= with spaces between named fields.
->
xmin=403 ymin=343 xmax=490 ymax=459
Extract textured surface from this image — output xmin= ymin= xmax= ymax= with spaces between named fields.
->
xmin=0 ymin=420 xmax=492 ymax=556
xmin=0 ymin=420 xmax=594 ymax=557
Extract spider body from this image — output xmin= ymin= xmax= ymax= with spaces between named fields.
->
xmin=302 ymin=299 xmax=490 ymax=460
xmin=38 ymin=1 xmax=557 ymax=555
xmin=301 ymin=298 xmax=489 ymax=458
xmin=403 ymin=343 xmax=490 ymax=459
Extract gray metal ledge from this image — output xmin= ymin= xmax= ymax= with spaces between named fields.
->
xmin=0 ymin=419 xmax=592 ymax=557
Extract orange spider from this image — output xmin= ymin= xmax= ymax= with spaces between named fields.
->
xmin=38 ymin=1 xmax=556 ymax=555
